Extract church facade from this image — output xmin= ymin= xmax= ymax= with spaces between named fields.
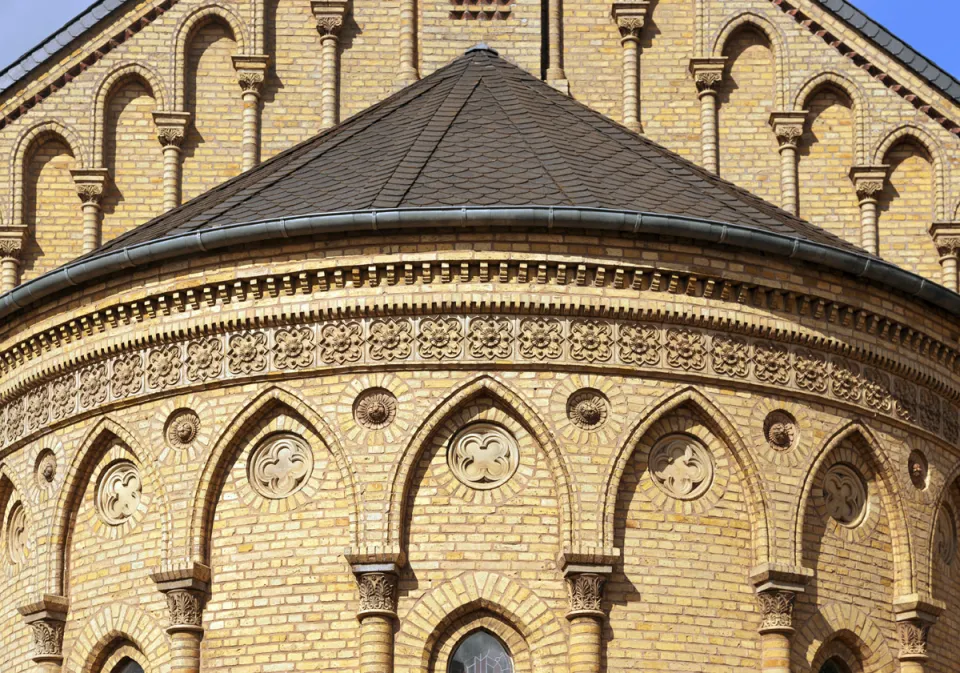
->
xmin=1 ymin=1 xmax=960 ymax=673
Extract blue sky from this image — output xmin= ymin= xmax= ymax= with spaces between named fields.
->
xmin=0 ymin=0 xmax=957 ymax=80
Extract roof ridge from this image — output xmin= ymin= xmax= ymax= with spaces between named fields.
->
xmin=370 ymin=56 xmax=483 ymax=209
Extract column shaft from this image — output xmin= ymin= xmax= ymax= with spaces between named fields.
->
xmin=779 ymin=144 xmax=798 ymax=216
xmin=162 ymin=145 xmax=182 ymax=211
xmin=399 ymin=0 xmax=417 ymax=83
xmin=169 ymin=630 xmax=203 ymax=673
xmin=941 ymin=254 xmax=958 ymax=292
xmin=860 ymin=198 xmax=878 ymax=255
xmin=621 ymin=37 xmax=639 ymax=131
xmin=1 ymin=256 xmax=18 ymax=293
xmin=760 ymin=631 xmax=791 ymax=673
xmin=80 ymin=202 xmax=101 ymax=253
xmin=359 ymin=614 xmax=394 ymax=673
xmin=568 ymin=615 xmax=602 ymax=673
xmin=321 ymin=35 xmax=340 ymax=128
xmin=900 ymin=662 xmax=925 ymax=673
xmin=699 ymin=91 xmax=719 ymax=173
xmin=547 ymin=0 xmax=565 ymax=81
xmin=241 ymin=90 xmax=261 ymax=171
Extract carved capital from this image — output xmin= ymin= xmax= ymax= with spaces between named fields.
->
xmin=312 ymin=0 xmax=349 ymax=37
xmin=18 ymin=595 xmax=69 ymax=663
xmin=356 ymin=572 xmax=398 ymax=617
xmin=153 ymin=111 xmax=192 ymax=149
xmin=689 ymin=58 xmax=726 ymax=96
xmin=769 ymin=112 xmax=807 ymax=149
xmin=929 ymin=223 xmax=960 ymax=258
xmin=233 ymin=55 xmax=270 ymax=95
xmin=849 ymin=165 xmax=889 ymax=202
xmin=894 ymin=594 xmax=943 ymax=662
xmin=151 ymin=562 xmax=210 ymax=634
xmin=165 ymin=589 xmax=204 ymax=630
xmin=756 ymin=589 xmax=796 ymax=634
xmin=565 ymin=572 xmax=606 ymax=618
xmin=71 ymin=168 xmax=110 ymax=206
xmin=0 ymin=238 xmax=21 ymax=260
xmin=612 ymin=2 xmax=650 ymax=40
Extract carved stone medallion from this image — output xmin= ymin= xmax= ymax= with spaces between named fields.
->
xmin=566 ymin=388 xmax=609 ymax=430
xmin=165 ymin=409 xmax=201 ymax=451
xmin=447 ymin=423 xmax=519 ymax=491
xmin=249 ymin=433 xmax=313 ymax=499
xmin=908 ymin=450 xmax=928 ymax=490
xmin=353 ymin=388 xmax=397 ymax=430
xmin=821 ymin=463 xmax=867 ymax=527
xmin=36 ymin=449 xmax=57 ymax=486
xmin=6 ymin=502 xmax=26 ymax=565
xmin=648 ymin=434 xmax=714 ymax=501
xmin=96 ymin=461 xmax=142 ymax=525
xmin=763 ymin=410 xmax=797 ymax=452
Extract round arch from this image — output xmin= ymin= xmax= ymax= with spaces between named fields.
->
xmin=873 ymin=123 xmax=948 ymax=220
xmin=172 ymin=3 xmax=249 ymax=109
xmin=792 ymin=602 xmax=896 ymax=673
xmin=91 ymin=62 xmax=169 ymax=166
xmin=385 ymin=374 xmax=576 ymax=553
xmin=794 ymin=71 xmax=869 ymax=163
xmin=64 ymin=603 xmax=170 ymax=673
xmin=601 ymin=385 xmax=771 ymax=564
xmin=186 ymin=384 xmax=361 ymax=564
xmin=9 ymin=119 xmax=88 ymax=226
xmin=712 ymin=10 xmax=789 ymax=108
xmin=46 ymin=416 xmax=172 ymax=596
xmin=793 ymin=420 xmax=914 ymax=595
xmin=394 ymin=571 xmax=566 ymax=673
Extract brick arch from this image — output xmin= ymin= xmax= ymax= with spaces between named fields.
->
xmin=9 ymin=119 xmax=88 ymax=226
xmin=187 ymin=384 xmax=360 ymax=564
xmin=91 ymin=62 xmax=168 ymax=166
xmin=792 ymin=602 xmax=896 ymax=673
xmin=172 ymin=3 xmax=248 ymax=109
xmin=47 ymin=416 xmax=172 ymax=596
xmin=711 ymin=10 xmax=788 ymax=107
xmin=385 ymin=374 xmax=575 ymax=553
xmin=873 ymin=123 xmax=947 ymax=220
xmin=794 ymin=421 xmax=913 ymax=595
xmin=601 ymin=385 xmax=770 ymax=564
xmin=64 ymin=602 xmax=171 ymax=673
xmin=394 ymin=571 xmax=567 ymax=673
xmin=926 ymin=455 xmax=960 ymax=594
xmin=794 ymin=71 xmax=869 ymax=162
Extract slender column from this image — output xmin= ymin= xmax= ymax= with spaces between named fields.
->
xmin=398 ymin=0 xmax=418 ymax=84
xmin=564 ymin=564 xmax=610 ymax=673
xmin=352 ymin=565 xmax=399 ymax=673
xmin=894 ymin=595 xmax=943 ymax=673
xmin=689 ymin=58 xmax=726 ymax=174
xmin=929 ymin=223 xmax=960 ymax=292
xmin=751 ymin=565 xmax=811 ymax=673
xmin=153 ymin=112 xmax=192 ymax=211
xmin=233 ymin=56 xmax=270 ymax=171
xmin=152 ymin=564 xmax=211 ymax=673
xmin=612 ymin=3 xmax=649 ymax=133
xmin=71 ymin=169 xmax=109 ymax=253
xmin=546 ymin=0 xmax=567 ymax=91
xmin=0 ymin=239 xmax=21 ymax=293
xmin=849 ymin=165 xmax=888 ymax=256
xmin=18 ymin=595 xmax=69 ymax=673
xmin=769 ymin=113 xmax=806 ymax=216
xmin=312 ymin=1 xmax=348 ymax=129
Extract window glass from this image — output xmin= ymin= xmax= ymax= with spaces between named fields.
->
xmin=111 ymin=658 xmax=144 ymax=673
xmin=448 ymin=629 xmax=513 ymax=673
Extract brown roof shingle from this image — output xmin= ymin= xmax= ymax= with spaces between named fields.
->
xmin=97 ymin=45 xmax=861 ymax=255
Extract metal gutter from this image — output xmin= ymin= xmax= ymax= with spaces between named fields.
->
xmin=2 ymin=206 xmax=958 ymax=320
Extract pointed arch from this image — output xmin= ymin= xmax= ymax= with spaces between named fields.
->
xmin=794 ymin=421 xmax=913 ymax=594
xmin=792 ymin=602 xmax=896 ymax=673
xmin=385 ymin=374 xmax=575 ymax=552
xmin=47 ymin=416 xmax=172 ymax=596
xmin=172 ymin=3 xmax=249 ymax=108
xmin=394 ymin=571 xmax=566 ymax=673
xmin=187 ymin=385 xmax=360 ymax=564
xmin=91 ymin=62 xmax=168 ymax=166
xmin=602 ymin=385 xmax=770 ymax=564
xmin=794 ymin=71 xmax=868 ymax=162
xmin=874 ymin=123 xmax=947 ymax=219
xmin=927 ymin=455 xmax=960 ymax=593
xmin=712 ymin=10 xmax=788 ymax=107
xmin=64 ymin=602 xmax=171 ymax=673
xmin=9 ymin=119 xmax=87 ymax=226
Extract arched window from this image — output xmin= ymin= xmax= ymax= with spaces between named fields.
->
xmin=448 ymin=629 xmax=513 ymax=673
xmin=110 ymin=658 xmax=144 ymax=673
xmin=820 ymin=657 xmax=851 ymax=673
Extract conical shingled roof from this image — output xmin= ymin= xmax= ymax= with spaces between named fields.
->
xmin=98 ymin=45 xmax=860 ymax=254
